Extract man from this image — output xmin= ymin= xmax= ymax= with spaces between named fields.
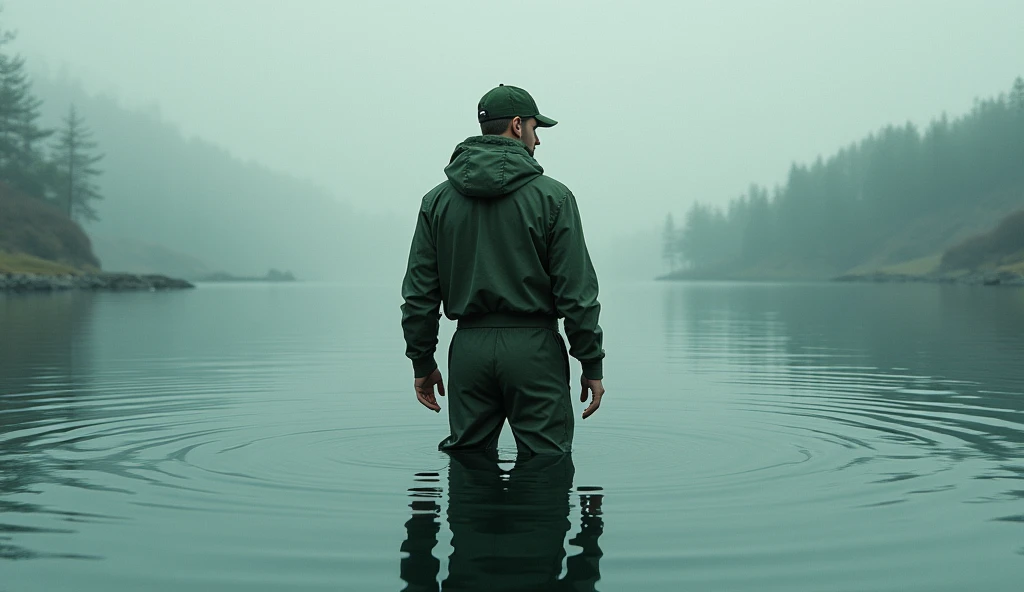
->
xmin=401 ymin=84 xmax=605 ymax=456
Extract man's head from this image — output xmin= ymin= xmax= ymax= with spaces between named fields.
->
xmin=480 ymin=115 xmax=541 ymax=157
xmin=477 ymin=84 xmax=557 ymax=157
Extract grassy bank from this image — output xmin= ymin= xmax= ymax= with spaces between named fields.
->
xmin=834 ymin=210 xmax=1024 ymax=285
xmin=0 ymin=251 xmax=82 ymax=275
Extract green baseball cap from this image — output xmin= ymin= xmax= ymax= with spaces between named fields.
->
xmin=477 ymin=84 xmax=558 ymax=128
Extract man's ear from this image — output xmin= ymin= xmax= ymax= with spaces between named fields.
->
xmin=510 ymin=116 xmax=523 ymax=138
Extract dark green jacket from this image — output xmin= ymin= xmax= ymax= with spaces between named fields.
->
xmin=401 ymin=135 xmax=604 ymax=379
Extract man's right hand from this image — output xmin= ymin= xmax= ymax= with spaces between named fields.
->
xmin=580 ymin=375 xmax=605 ymax=419
xmin=415 ymin=368 xmax=445 ymax=413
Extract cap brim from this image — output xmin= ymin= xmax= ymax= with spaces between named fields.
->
xmin=535 ymin=114 xmax=558 ymax=128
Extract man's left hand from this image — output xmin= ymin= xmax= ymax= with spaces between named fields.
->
xmin=415 ymin=369 xmax=445 ymax=413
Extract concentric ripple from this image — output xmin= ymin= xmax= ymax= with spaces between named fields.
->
xmin=2 ymin=283 xmax=1024 ymax=591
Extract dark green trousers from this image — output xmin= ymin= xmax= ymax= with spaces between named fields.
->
xmin=439 ymin=315 xmax=573 ymax=455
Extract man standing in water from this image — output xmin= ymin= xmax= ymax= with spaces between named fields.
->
xmin=401 ymin=84 xmax=605 ymax=455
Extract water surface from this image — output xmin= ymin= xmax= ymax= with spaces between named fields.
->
xmin=1 ymin=282 xmax=1022 ymax=590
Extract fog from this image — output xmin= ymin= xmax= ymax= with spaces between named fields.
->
xmin=6 ymin=0 xmax=1024 ymax=279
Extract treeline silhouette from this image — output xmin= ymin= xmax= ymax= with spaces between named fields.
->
xmin=664 ymin=77 xmax=1024 ymax=278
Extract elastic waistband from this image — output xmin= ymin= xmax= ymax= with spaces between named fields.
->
xmin=457 ymin=312 xmax=557 ymax=331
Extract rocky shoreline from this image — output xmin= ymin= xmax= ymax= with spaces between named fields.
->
xmin=834 ymin=270 xmax=1024 ymax=286
xmin=0 ymin=272 xmax=195 ymax=293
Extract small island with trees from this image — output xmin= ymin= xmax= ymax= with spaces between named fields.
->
xmin=0 ymin=17 xmax=193 ymax=292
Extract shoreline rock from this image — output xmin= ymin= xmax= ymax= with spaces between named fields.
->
xmin=197 ymin=269 xmax=296 ymax=283
xmin=833 ymin=270 xmax=1024 ymax=286
xmin=0 ymin=272 xmax=195 ymax=293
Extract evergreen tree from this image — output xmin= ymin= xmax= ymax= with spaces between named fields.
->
xmin=1012 ymin=76 xmax=1024 ymax=110
xmin=0 ymin=24 xmax=22 ymax=177
xmin=0 ymin=17 xmax=52 ymax=198
xmin=51 ymin=105 xmax=103 ymax=221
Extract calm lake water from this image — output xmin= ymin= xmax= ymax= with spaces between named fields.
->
xmin=1 ymin=281 xmax=1023 ymax=591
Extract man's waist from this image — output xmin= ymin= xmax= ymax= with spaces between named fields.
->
xmin=456 ymin=312 xmax=557 ymax=331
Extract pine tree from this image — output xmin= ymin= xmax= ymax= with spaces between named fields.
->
xmin=0 ymin=26 xmax=22 ymax=177
xmin=1012 ymin=76 xmax=1024 ymax=110
xmin=0 ymin=17 xmax=52 ymax=197
xmin=7 ymin=67 xmax=52 ymax=197
xmin=52 ymin=105 xmax=103 ymax=221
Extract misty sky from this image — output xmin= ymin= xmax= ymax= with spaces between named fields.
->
xmin=7 ymin=0 xmax=1024 ymax=241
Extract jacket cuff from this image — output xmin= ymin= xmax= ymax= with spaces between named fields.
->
xmin=581 ymin=360 xmax=603 ymax=381
xmin=412 ymin=356 xmax=438 ymax=379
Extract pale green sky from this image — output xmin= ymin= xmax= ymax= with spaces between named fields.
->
xmin=7 ymin=0 xmax=1024 ymax=240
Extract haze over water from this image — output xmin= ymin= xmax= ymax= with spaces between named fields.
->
xmin=9 ymin=0 xmax=1024 ymax=245
xmin=2 ymin=281 xmax=1022 ymax=590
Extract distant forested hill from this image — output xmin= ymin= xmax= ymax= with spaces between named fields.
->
xmin=32 ymin=75 xmax=407 ymax=281
xmin=663 ymin=77 xmax=1024 ymax=279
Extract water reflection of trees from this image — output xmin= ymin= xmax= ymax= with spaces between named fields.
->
xmin=0 ymin=292 xmax=97 ymax=559
xmin=663 ymin=283 xmax=1024 ymax=457
xmin=400 ymin=452 xmax=604 ymax=591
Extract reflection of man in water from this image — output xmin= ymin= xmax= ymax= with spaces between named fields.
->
xmin=400 ymin=453 xmax=603 ymax=591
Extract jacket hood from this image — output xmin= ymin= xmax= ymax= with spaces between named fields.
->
xmin=444 ymin=136 xmax=544 ymax=199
